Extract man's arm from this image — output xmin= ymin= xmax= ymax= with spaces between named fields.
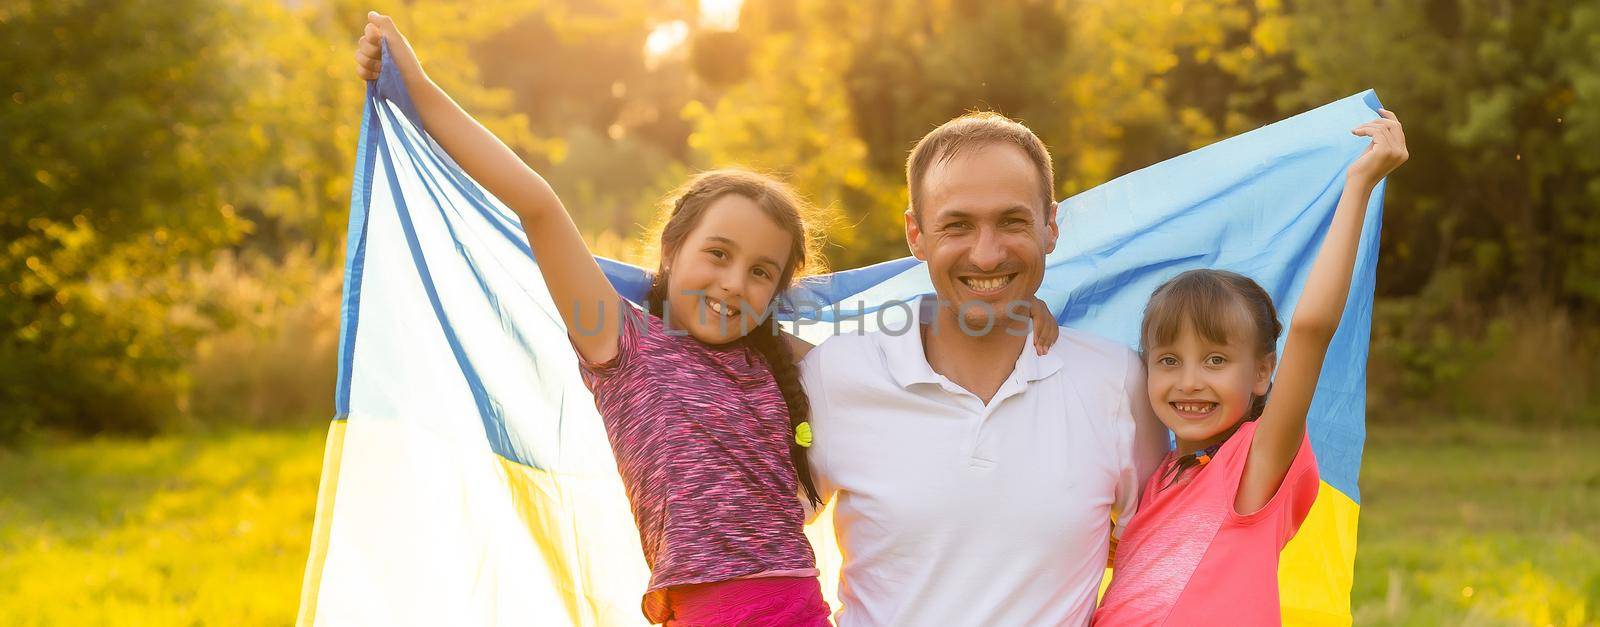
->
xmin=1111 ymin=347 xmax=1168 ymax=550
xmin=1126 ymin=348 xmax=1169 ymax=488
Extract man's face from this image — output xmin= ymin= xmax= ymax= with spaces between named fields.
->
xmin=906 ymin=142 xmax=1058 ymax=332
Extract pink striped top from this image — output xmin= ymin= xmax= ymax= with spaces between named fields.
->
xmin=576 ymin=304 xmax=818 ymax=622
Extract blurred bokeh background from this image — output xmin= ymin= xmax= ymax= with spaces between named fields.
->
xmin=1 ymin=0 xmax=1596 ymax=624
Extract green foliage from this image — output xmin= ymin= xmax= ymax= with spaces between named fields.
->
xmin=0 ymin=0 xmax=545 ymax=440
xmin=1367 ymin=273 xmax=1600 ymax=425
xmin=1285 ymin=0 xmax=1600 ymax=309
xmin=180 ymin=248 xmax=342 ymax=428
xmin=1 ymin=0 xmax=253 ymax=438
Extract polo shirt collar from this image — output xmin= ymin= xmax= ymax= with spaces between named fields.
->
xmin=880 ymin=295 xmax=1064 ymax=391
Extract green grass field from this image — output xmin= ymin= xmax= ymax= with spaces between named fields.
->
xmin=1352 ymin=422 xmax=1600 ymax=626
xmin=0 ymin=427 xmax=326 ymax=626
xmin=0 ymin=421 xmax=1594 ymax=626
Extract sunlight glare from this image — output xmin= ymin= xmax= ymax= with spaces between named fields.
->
xmin=699 ymin=0 xmax=744 ymax=31
xmin=643 ymin=20 xmax=689 ymax=68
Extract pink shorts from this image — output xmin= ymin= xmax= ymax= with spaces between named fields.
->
xmin=660 ymin=576 xmax=831 ymax=626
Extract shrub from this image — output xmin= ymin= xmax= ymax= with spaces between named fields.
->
xmin=1369 ymin=269 xmax=1600 ymax=424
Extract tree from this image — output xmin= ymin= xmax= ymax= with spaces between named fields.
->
xmin=0 ymin=0 xmax=546 ymax=439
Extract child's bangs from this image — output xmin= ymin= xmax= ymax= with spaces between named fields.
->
xmin=1141 ymin=273 xmax=1258 ymax=352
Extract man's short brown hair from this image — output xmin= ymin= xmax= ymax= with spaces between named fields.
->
xmin=905 ymin=111 xmax=1055 ymax=220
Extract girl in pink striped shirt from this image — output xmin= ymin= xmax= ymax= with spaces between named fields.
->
xmin=1094 ymin=110 xmax=1409 ymax=626
xmin=357 ymin=15 xmax=833 ymax=624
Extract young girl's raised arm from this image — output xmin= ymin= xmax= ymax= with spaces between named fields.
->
xmin=356 ymin=12 xmax=624 ymax=364
xmin=1236 ymin=109 xmax=1408 ymax=513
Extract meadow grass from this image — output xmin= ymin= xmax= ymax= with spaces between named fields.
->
xmin=0 ymin=420 xmax=1594 ymax=625
xmin=0 ymin=426 xmax=326 ymax=626
xmin=1352 ymin=421 xmax=1600 ymax=626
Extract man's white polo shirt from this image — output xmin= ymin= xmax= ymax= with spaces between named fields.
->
xmin=800 ymin=299 xmax=1167 ymax=627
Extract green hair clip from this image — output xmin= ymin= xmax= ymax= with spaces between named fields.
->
xmin=794 ymin=421 xmax=813 ymax=448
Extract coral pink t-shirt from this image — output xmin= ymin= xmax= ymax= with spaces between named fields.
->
xmin=1093 ymin=420 xmax=1319 ymax=626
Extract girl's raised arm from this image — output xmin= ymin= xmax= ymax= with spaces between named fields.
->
xmin=1236 ymin=109 xmax=1408 ymax=514
xmin=356 ymin=12 xmax=624 ymax=364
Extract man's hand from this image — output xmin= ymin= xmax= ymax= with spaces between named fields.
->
xmin=354 ymin=11 xmax=422 ymax=81
xmin=1347 ymin=108 xmax=1408 ymax=187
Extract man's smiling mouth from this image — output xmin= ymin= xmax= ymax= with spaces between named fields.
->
xmin=959 ymin=274 xmax=1016 ymax=293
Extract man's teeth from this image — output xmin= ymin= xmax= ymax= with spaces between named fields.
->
xmin=962 ymin=275 xmax=1013 ymax=291
xmin=1173 ymin=402 xmax=1216 ymax=414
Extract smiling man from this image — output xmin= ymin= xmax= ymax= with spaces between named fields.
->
xmin=799 ymin=113 xmax=1170 ymax=626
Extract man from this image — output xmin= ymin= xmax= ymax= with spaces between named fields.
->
xmin=800 ymin=112 xmax=1170 ymax=625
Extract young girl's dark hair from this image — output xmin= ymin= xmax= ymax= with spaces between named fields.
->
xmin=643 ymin=169 xmax=826 ymax=507
xmin=1140 ymin=269 xmax=1283 ymax=486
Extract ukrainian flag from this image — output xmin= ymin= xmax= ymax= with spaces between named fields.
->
xmin=297 ymin=47 xmax=1382 ymax=626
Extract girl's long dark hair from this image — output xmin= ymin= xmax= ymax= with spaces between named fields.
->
xmin=645 ymin=169 xmax=824 ymax=508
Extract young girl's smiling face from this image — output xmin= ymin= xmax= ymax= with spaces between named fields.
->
xmin=662 ymin=194 xmax=794 ymax=345
xmin=1145 ymin=318 xmax=1275 ymax=453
